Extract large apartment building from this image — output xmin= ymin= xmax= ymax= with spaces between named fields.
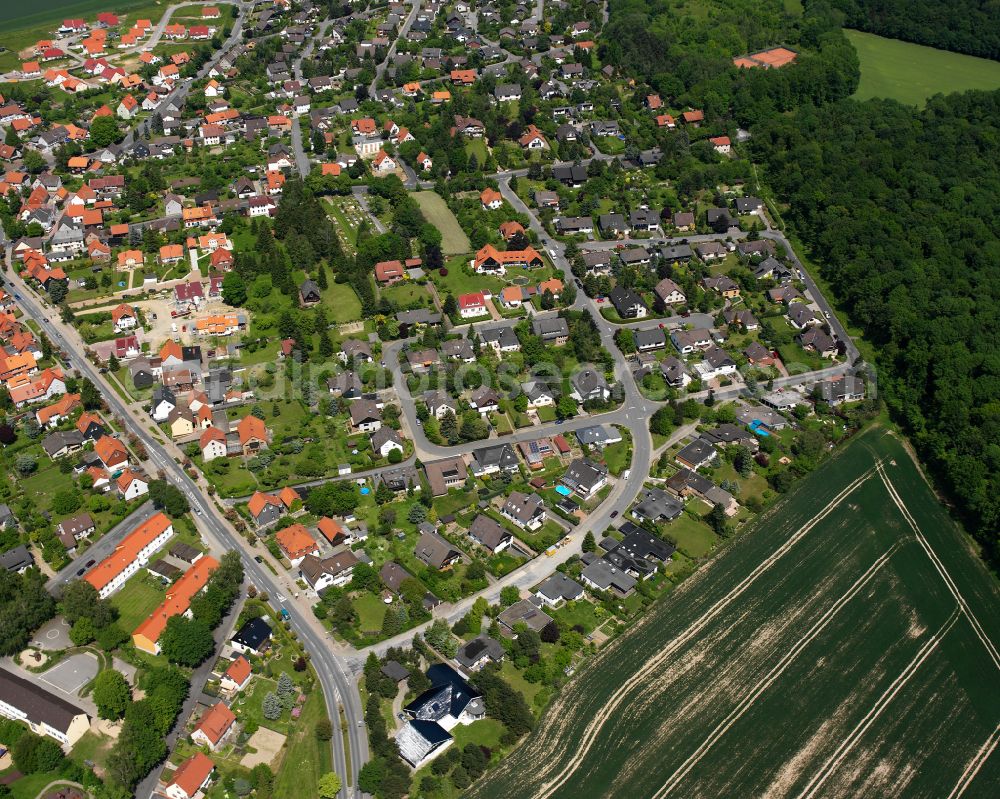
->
xmin=85 ymin=512 xmax=173 ymax=598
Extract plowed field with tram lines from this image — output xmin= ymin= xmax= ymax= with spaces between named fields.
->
xmin=469 ymin=426 xmax=1000 ymax=799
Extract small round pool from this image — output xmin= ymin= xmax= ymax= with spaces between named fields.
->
xmin=360 ymin=486 xmax=370 ymax=495
xmin=555 ymin=485 xmax=572 ymax=497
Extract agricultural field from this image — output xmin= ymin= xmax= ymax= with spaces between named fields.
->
xmin=412 ymin=192 xmax=472 ymax=254
xmin=470 ymin=426 xmax=1000 ymax=799
xmin=847 ymin=30 xmax=1000 ymax=106
xmin=0 ymin=0 xmax=160 ymax=70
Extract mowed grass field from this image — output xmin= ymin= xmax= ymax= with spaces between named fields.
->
xmin=412 ymin=191 xmax=471 ymax=255
xmin=847 ymin=30 xmax=1000 ymax=106
xmin=470 ymin=426 xmax=1000 ymax=799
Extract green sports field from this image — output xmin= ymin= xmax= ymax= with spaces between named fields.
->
xmin=847 ymin=30 xmax=1000 ymax=107
xmin=412 ymin=191 xmax=472 ymax=255
xmin=470 ymin=426 xmax=1000 ymax=799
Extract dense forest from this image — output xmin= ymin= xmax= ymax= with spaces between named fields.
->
xmin=600 ymin=0 xmax=860 ymax=125
xmin=814 ymin=0 xmax=1000 ymax=60
xmin=751 ymin=90 xmax=1000 ymax=558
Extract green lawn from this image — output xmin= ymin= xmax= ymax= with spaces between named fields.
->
xmin=664 ymin=512 xmax=718 ymax=559
xmin=70 ymin=729 xmax=114 ymax=771
xmin=453 ymin=716 xmax=507 ymax=749
xmin=234 ymin=676 xmax=291 ymax=734
xmin=353 ymin=591 xmax=388 ymax=633
xmin=550 ymin=598 xmax=606 ymax=635
xmin=536 ymin=406 xmax=557 ymax=422
xmin=602 ymin=440 xmax=632 ymax=476
xmin=19 ymin=466 xmax=69 ymax=514
xmin=433 ymin=490 xmax=478 ymax=517
xmin=111 ymin=572 xmax=168 ymax=633
xmin=847 ymin=29 xmax=1000 ymax=107
xmin=434 ymin=257 xmax=498 ymax=296
xmin=323 ymin=281 xmax=364 ymax=323
xmin=273 ymin=688 xmax=333 ymax=795
xmin=413 ymin=192 xmax=472 ymax=254
xmin=464 ymin=139 xmax=490 ymax=165
xmin=381 ymin=282 xmax=431 ymax=308
xmin=777 ymin=342 xmax=827 ymax=373
xmin=0 ymin=0 xmax=158 ymax=69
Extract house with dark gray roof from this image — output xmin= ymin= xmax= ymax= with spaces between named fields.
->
xmin=0 ymin=544 xmax=33 ymax=574
xmin=575 ymin=425 xmax=622 ymax=448
xmin=499 ymin=492 xmax=546 ymax=531
xmin=455 ymin=636 xmax=504 ymax=671
xmin=570 ymin=368 xmax=610 ymax=403
xmin=787 ymin=302 xmax=823 ymax=330
xmin=581 ymin=558 xmax=637 ymax=596
xmin=381 ymin=660 xmax=410 ymax=683
xmin=560 ymin=458 xmax=608 ymax=499
xmin=497 ymin=598 xmax=553 ymax=636
xmin=471 ymin=443 xmax=519 ymax=476
xmin=415 ymin=529 xmax=462 ymax=570
xmin=632 ymin=487 xmax=683 ymax=524
xmin=734 ymin=196 xmax=763 ymax=214
xmin=675 ymin=438 xmax=719 ymax=470
xmin=41 ymin=430 xmax=85 ymax=459
xmin=531 ymin=316 xmax=569 ymax=345
xmin=633 ymin=327 xmax=666 ymax=352
xmin=379 ymin=464 xmax=422 ymax=493
xmin=534 ymin=573 xmax=584 ymax=607
xmin=468 ymin=515 xmax=513 ymax=553
xmin=660 ymin=356 xmax=691 ymax=388
xmin=608 ymin=286 xmax=648 ymax=319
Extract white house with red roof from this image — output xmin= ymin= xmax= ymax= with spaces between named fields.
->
xmin=458 ymin=292 xmax=489 ymax=319
xmin=111 ymin=304 xmax=137 ymax=332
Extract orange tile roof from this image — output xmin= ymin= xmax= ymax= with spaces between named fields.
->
xmin=36 ymin=392 xmax=80 ymax=425
xmin=317 ymin=516 xmax=347 ymax=543
xmin=133 ymin=556 xmax=218 ymax=650
xmin=200 ymin=426 xmax=226 ymax=448
xmin=278 ymin=486 xmax=300 ymax=508
xmin=474 ymin=243 xmax=543 ymax=268
xmin=167 ymin=752 xmax=214 ymax=798
xmin=194 ymin=702 xmax=235 ymax=746
xmin=247 ymin=490 xmax=281 ymax=517
xmin=224 ymin=655 xmax=251 ymax=686
xmin=85 ymin=512 xmax=172 ymax=592
xmin=237 ymin=414 xmax=267 ymax=445
xmin=116 ymin=468 xmax=145 ymax=492
xmin=76 ymin=411 xmax=103 ymax=434
xmin=160 ymin=244 xmax=183 ymax=260
xmin=94 ymin=434 xmax=128 ymax=467
xmin=194 ymin=314 xmax=241 ymax=335
xmin=275 ymin=523 xmax=317 ymax=560
xmin=480 ymin=188 xmax=502 ymax=206
xmin=111 ymin=303 xmax=135 ymax=324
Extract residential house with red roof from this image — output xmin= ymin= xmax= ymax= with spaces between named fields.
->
xmin=191 ymin=702 xmax=236 ymax=751
xmin=220 ymin=656 xmax=251 ymax=694
xmin=165 ymin=752 xmax=214 ymax=799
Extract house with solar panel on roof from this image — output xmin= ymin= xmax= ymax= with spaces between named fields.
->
xmin=395 ymin=664 xmax=486 ymax=767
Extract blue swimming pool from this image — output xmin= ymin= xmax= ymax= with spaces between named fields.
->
xmin=360 ymin=486 xmax=370 ymax=495
xmin=750 ymin=420 xmax=771 ymax=437
xmin=555 ymin=485 xmax=572 ymax=496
